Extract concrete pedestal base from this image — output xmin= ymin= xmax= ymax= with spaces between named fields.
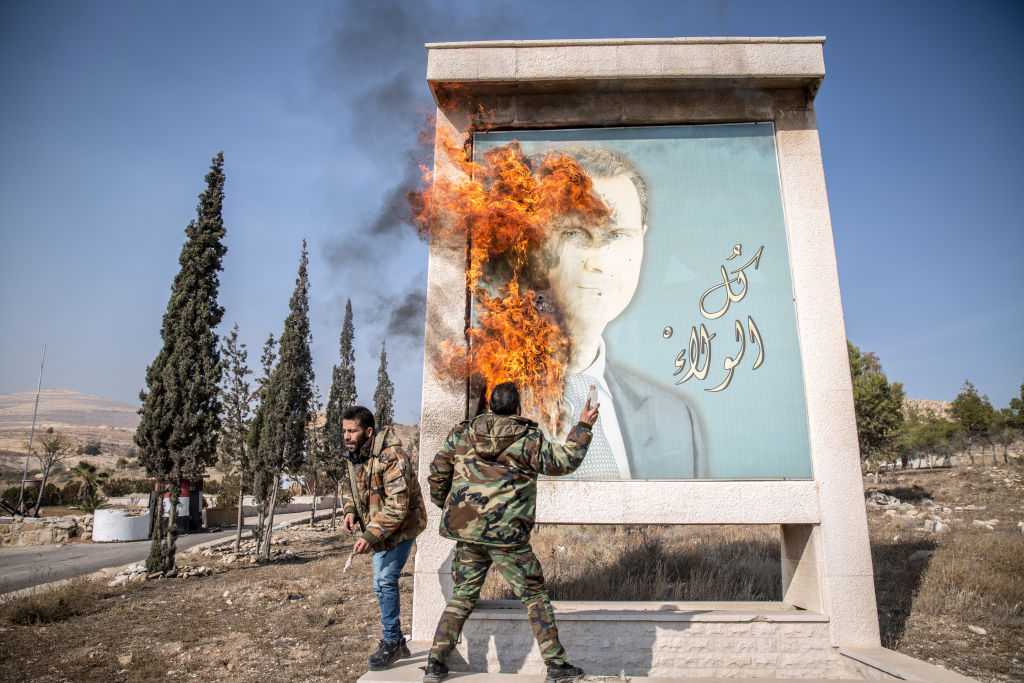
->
xmin=356 ymin=636 xmax=977 ymax=682
xmin=450 ymin=601 xmax=839 ymax=678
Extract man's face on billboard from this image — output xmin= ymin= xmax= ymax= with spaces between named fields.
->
xmin=544 ymin=173 xmax=647 ymax=330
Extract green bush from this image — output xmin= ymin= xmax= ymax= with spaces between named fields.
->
xmin=40 ymin=482 xmax=62 ymax=506
xmin=77 ymin=442 xmax=102 ymax=456
xmin=1 ymin=486 xmax=20 ymax=505
xmin=102 ymin=478 xmax=153 ymax=497
xmin=211 ymin=475 xmax=239 ymax=509
xmin=61 ymin=480 xmax=82 ymax=503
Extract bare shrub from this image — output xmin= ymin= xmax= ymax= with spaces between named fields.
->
xmin=481 ymin=525 xmax=781 ymax=602
xmin=1 ymin=578 xmax=99 ymax=625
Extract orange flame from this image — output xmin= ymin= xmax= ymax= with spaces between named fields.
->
xmin=411 ymin=128 xmax=608 ymax=429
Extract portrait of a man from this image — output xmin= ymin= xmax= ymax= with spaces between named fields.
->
xmin=474 ymin=124 xmax=815 ymax=481
xmin=525 ymin=147 xmax=705 ymax=480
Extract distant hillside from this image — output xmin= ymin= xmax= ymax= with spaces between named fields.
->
xmin=903 ymin=397 xmax=952 ymax=420
xmin=0 ymin=389 xmax=139 ymax=429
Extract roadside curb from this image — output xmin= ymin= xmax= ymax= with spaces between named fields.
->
xmin=0 ymin=508 xmax=341 ymax=602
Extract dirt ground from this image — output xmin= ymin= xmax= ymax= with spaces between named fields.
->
xmin=0 ymin=524 xmax=407 ymax=682
xmin=0 ymin=455 xmax=1020 ymax=682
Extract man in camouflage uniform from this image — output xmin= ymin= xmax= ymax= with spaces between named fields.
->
xmin=423 ymin=382 xmax=599 ymax=683
xmin=340 ymin=405 xmax=427 ymax=671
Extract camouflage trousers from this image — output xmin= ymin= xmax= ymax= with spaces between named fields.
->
xmin=428 ymin=541 xmax=567 ymax=666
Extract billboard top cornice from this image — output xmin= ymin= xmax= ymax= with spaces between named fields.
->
xmin=426 ymin=37 xmax=825 ymax=102
xmin=425 ymin=37 xmax=826 ymax=49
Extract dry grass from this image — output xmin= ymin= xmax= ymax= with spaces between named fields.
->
xmin=482 ymin=524 xmax=781 ymax=602
xmin=1 ymin=577 xmax=101 ymax=625
xmin=911 ymin=531 xmax=1024 ymax=624
xmin=865 ymin=456 xmax=1024 ymax=681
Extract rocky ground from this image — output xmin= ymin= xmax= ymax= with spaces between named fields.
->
xmin=863 ymin=456 xmax=1023 ymax=682
xmin=0 ymin=455 xmax=1020 ymax=683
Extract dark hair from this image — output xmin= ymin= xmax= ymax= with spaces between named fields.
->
xmin=341 ymin=406 xmax=375 ymax=430
xmin=488 ymin=382 xmax=520 ymax=416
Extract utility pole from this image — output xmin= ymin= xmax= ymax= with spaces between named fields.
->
xmin=17 ymin=344 xmax=46 ymax=515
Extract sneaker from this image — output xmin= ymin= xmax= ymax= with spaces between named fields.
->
xmin=422 ymin=657 xmax=448 ymax=682
xmin=368 ymin=638 xmax=406 ymax=670
xmin=545 ymin=660 xmax=584 ymax=682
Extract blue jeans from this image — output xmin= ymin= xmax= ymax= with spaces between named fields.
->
xmin=371 ymin=538 xmax=415 ymax=641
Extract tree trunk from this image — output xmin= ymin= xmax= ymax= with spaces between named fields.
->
xmin=234 ymin=480 xmax=245 ymax=554
xmin=253 ymin=495 xmax=266 ymax=553
xmin=331 ymin=480 xmax=339 ymax=531
xmin=148 ymin=489 xmax=159 ymax=538
xmin=164 ymin=485 xmax=179 ymax=570
xmin=32 ymin=468 xmax=50 ymax=517
xmin=309 ymin=489 xmax=318 ymax=527
xmin=262 ymin=472 xmax=280 ymax=560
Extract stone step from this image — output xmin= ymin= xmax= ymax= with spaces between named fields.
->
xmin=357 ymin=645 xmax=840 ymax=683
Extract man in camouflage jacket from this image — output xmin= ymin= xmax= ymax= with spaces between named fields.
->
xmin=422 ymin=382 xmax=599 ymax=683
xmin=340 ymin=406 xmax=427 ymax=671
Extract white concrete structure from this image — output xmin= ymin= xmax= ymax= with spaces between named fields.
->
xmin=403 ymin=38 xmax=973 ymax=681
xmin=92 ymin=508 xmax=150 ymax=542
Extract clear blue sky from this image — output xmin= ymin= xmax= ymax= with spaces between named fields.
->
xmin=2 ymin=1 xmax=1022 ymax=422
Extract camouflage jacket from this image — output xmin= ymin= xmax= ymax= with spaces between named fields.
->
xmin=342 ymin=426 xmax=427 ymax=552
xmin=428 ymin=413 xmax=593 ymax=548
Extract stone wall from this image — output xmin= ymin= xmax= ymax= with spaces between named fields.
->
xmin=452 ymin=601 xmax=843 ymax=679
xmin=0 ymin=514 xmax=92 ymax=546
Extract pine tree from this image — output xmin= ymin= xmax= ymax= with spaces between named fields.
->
xmin=135 ymin=152 xmax=227 ymax=572
xmin=250 ymin=242 xmax=315 ymax=559
xmin=374 ymin=339 xmax=395 ymax=429
xmin=323 ymin=299 xmax=357 ymax=529
xmin=218 ymin=323 xmax=253 ymax=552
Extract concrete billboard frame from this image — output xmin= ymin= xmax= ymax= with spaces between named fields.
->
xmin=409 ymin=38 xmax=897 ymax=678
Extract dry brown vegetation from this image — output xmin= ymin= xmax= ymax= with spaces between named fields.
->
xmin=483 ymin=524 xmax=781 ymax=602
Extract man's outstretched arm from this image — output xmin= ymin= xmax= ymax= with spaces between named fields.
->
xmin=530 ymin=398 xmax=600 ymax=476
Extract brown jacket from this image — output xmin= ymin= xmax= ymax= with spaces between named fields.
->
xmin=342 ymin=426 xmax=427 ymax=552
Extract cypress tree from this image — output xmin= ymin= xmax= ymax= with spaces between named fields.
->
xmin=218 ymin=323 xmax=253 ymax=552
xmin=323 ymin=299 xmax=356 ymax=528
xmin=324 ymin=300 xmax=357 ymax=447
xmin=251 ymin=242 xmax=315 ymax=559
xmin=374 ymin=339 xmax=395 ymax=429
xmin=247 ymin=332 xmax=277 ymax=550
xmin=136 ymin=152 xmax=227 ymax=572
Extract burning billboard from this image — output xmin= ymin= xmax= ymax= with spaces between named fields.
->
xmin=417 ymin=122 xmax=812 ymax=480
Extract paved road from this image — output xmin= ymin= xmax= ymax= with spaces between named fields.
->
xmin=0 ymin=510 xmax=334 ymax=594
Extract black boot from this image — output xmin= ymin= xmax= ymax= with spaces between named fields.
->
xmin=368 ymin=638 xmax=408 ymax=670
xmin=545 ymin=660 xmax=584 ymax=682
xmin=422 ymin=657 xmax=448 ymax=682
